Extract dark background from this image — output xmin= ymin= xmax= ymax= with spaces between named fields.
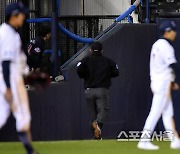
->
xmin=1 ymin=19 xmax=180 ymax=141
xmin=0 ymin=23 xmax=158 ymax=141
xmin=0 ymin=0 xmax=180 ymax=142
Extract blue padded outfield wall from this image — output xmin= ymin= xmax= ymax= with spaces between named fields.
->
xmin=0 ymin=21 xmax=180 ymax=141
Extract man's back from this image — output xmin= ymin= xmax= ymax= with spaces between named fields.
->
xmin=76 ymin=41 xmax=119 ymax=139
xmin=77 ymin=52 xmax=119 ymax=89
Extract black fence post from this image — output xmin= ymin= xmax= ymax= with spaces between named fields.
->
xmin=51 ymin=0 xmax=59 ymax=77
xmin=145 ymin=0 xmax=150 ymax=23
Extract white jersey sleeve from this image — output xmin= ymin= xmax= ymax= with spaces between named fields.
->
xmin=0 ymin=23 xmax=27 ymax=76
xmin=0 ymin=35 xmax=17 ymax=61
xmin=150 ymin=39 xmax=177 ymax=82
xmin=161 ymin=41 xmax=177 ymax=66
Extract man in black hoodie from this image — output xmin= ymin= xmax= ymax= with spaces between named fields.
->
xmin=77 ymin=41 xmax=119 ymax=139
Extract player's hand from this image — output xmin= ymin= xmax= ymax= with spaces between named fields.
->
xmin=30 ymin=68 xmax=34 ymax=72
xmin=171 ymin=82 xmax=179 ymax=91
xmin=4 ymin=88 xmax=13 ymax=104
xmin=35 ymin=68 xmax=40 ymax=72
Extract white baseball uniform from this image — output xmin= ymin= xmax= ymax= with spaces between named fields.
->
xmin=0 ymin=23 xmax=31 ymax=132
xmin=143 ymin=38 xmax=177 ymax=137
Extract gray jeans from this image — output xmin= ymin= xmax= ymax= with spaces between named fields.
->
xmin=85 ymin=88 xmax=110 ymax=124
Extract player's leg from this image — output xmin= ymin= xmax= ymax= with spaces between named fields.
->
xmin=162 ymin=97 xmax=180 ymax=149
xmin=0 ymin=94 xmax=11 ymax=129
xmin=170 ymin=118 xmax=180 ymax=149
xmin=12 ymin=77 xmax=36 ymax=154
xmin=85 ymin=89 xmax=97 ymax=122
xmin=138 ymin=81 xmax=171 ymax=150
xmin=94 ymin=88 xmax=110 ymax=139
xmin=85 ymin=88 xmax=98 ymax=138
xmin=138 ymin=92 xmax=166 ymax=150
xmin=96 ymin=88 xmax=110 ymax=128
xmin=143 ymin=93 xmax=166 ymax=133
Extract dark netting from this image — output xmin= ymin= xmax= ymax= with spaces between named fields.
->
xmin=137 ymin=0 xmax=180 ymax=22
xmin=1 ymin=0 xmax=117 ymax=74
xmin=58 ymin=16 xmax=116 ymax=64
xmin=27 ymin=1 xmax=117 ymax=74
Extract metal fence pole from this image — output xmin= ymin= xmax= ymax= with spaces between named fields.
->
xmin=57 ymin=0 xmax=60 ymax=17
xmin=52 ymin=0 xmax=59 ymax=77
xmin=145 ymin=0 xmax=150 ymax=23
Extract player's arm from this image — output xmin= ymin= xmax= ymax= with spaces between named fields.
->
xmin=29 ymin=47 xmax=41 ymax=61
xmin=170 ymin=63 xmax=180 ymax=75
xmin=2 ymin=61 xmax=13 ymax=103
xmin=1 ymin=37 xmax=15 ymax=103
xmin=27 ymin=41 xmax=42 ymax=68
xmin=77 ymin=58 xmax=89 ymax=79
xmin=109 ymin=59 xmax=119 ymax=78
xmin=161 ymin=44 xmax=179 ymax=74
xmin=169 ymin=63 xmax=180 ymax=90
xmin=162 ymin=44 xmax=180 ymax=90
xmin=2 ymin=61 xmax=11 ymax=88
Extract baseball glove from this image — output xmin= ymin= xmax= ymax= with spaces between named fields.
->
xmin=24 ymin=72 xmax=51 ymax=90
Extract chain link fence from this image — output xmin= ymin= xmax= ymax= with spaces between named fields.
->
xmin=0 ymin=0 xmax=120 ymax=73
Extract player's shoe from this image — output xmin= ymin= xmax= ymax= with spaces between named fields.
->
xmin=171 ymin=137 xmax=180 ymax=149
xmin=137 ymin=141 xmax=159 ymax=150
xmin=92 ymin=121 xmax=101 ymax=140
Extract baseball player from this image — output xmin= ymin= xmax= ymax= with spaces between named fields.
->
xmin=138 ymin=21 xmax=180 ymax=150
xmin=0 ymin=2 xmax=38 ymax=154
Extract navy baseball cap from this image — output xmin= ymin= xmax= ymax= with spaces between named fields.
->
xmin=5 ymin=2 xmax=28 ymax=17
xmin=159 ymin=21 xmax=177 ymax=33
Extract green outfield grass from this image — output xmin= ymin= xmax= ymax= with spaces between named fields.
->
xmin=0 ymin=140 xmax=180 ymax=154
